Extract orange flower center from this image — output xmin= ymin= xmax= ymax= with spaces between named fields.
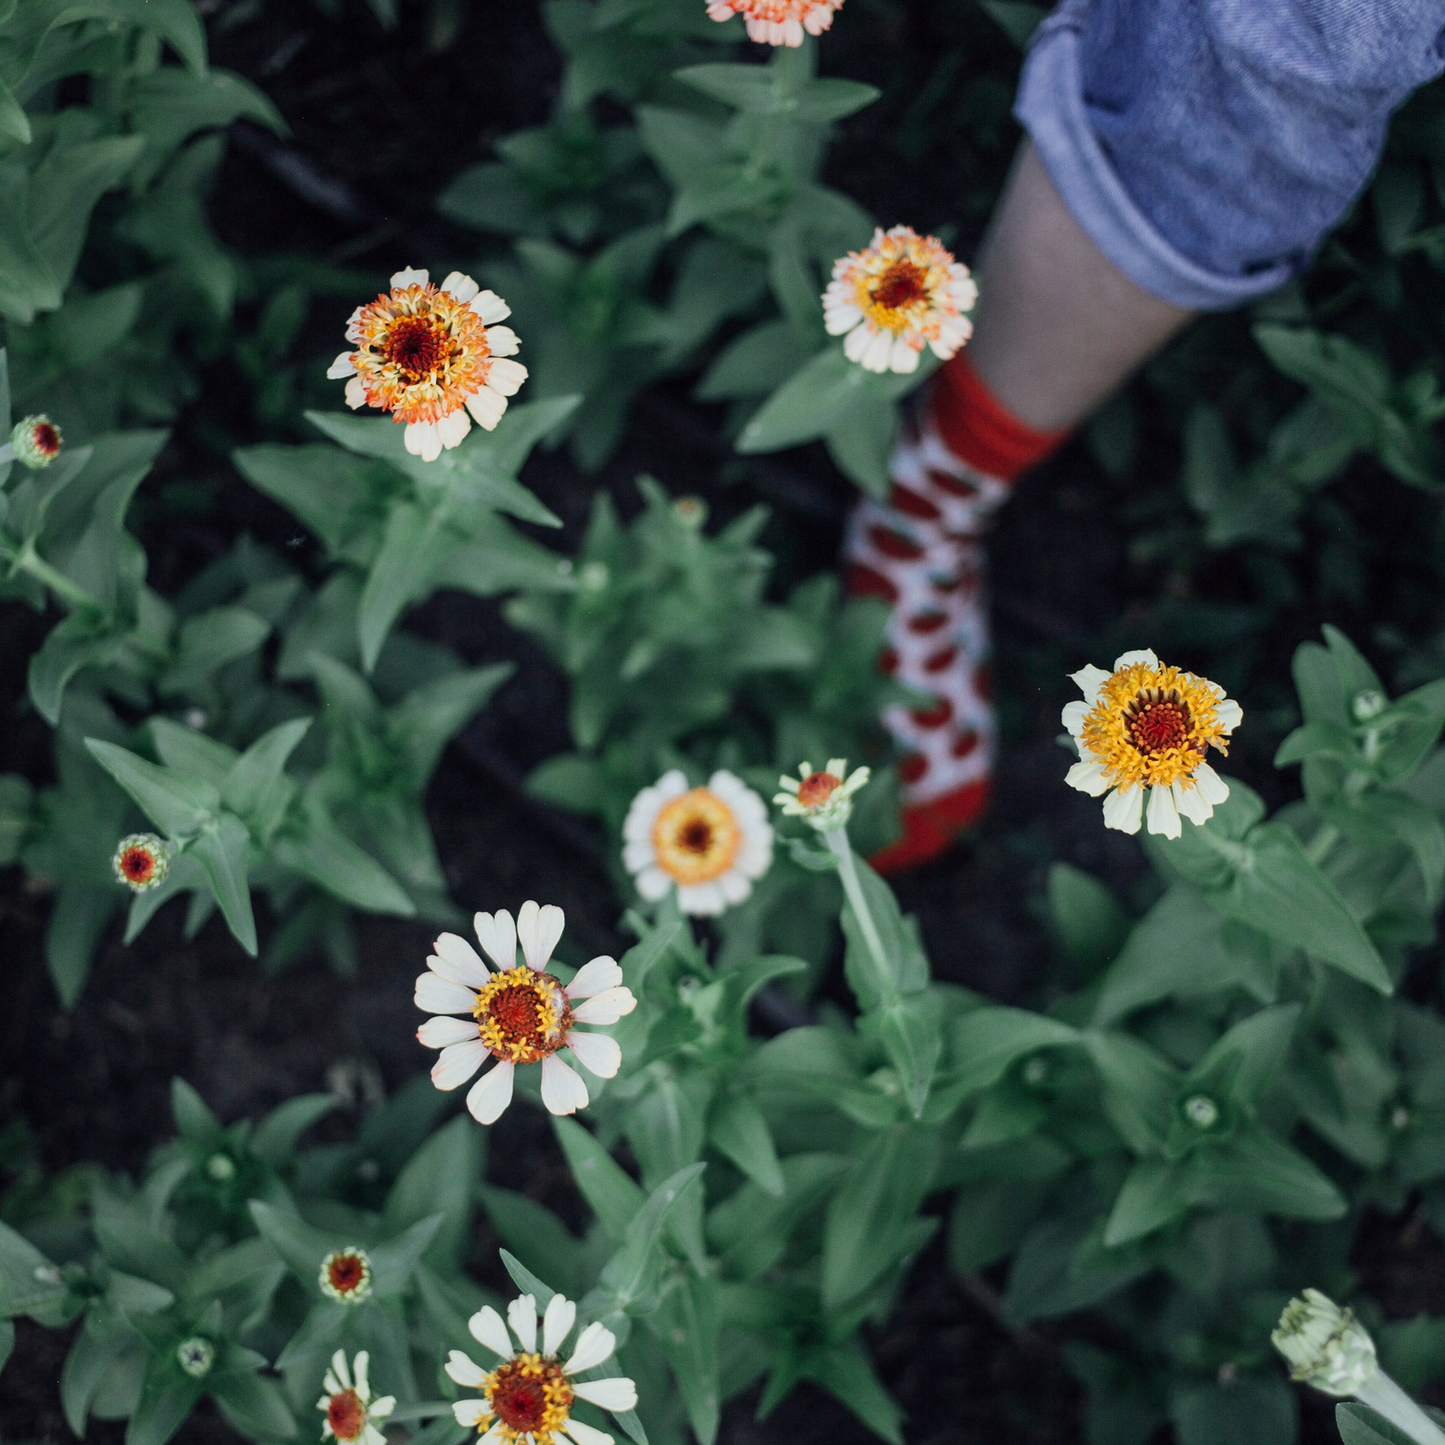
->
xmin=1125 ymin=691 xmax=1198 ymax=757
xmin=328 ymin=1254 xmax=366 ymax=1294
xmin=796 ymin=772 xmax=841 ymax=809
xmin=32 ymin=422 xmax=60 ymax=457
xmin=870 ymin=261 xmax=928 ymax=312
xmin=652 ymin=789 xmax=741 ymax=885
xmin=486 ymin=1356 xmax=573 ymax=1439
xmin=384 ymin=315 xmax=447 ymax=379
xmin=474 ymin=968 xmax=567 ymax=1065
xmin=119 ymin=847 xmax=156 ymax=884
xmin=328 ymin=1390 xmax=367 ymax=1441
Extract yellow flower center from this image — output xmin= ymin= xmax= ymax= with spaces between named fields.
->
xmin=351 ymin=282 xmax=492 ymax=425
xmin=477 ymin=1354 xmax=574 ymax=1444
xmin=473 ymin=967 xmax=568 ymax=1065
xmin=652 ymin=788 xmax=741 ymax=885
xmin=1081 ymin=663 xmax=1230 ymax=791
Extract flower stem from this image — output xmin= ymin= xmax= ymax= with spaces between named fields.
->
xmin=1305 ymin=823 xmax=1341 ymax=868
xmin=1357 ymin=1371 xmax=1445 ymax=1445
xmin=14 ymin=544 xmax=97 ymax=612
xmin=823 ymin=825 xmax=893 ymax=997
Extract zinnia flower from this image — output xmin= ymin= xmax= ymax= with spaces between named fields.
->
xmin=112 ymin=834 xmax=169 ymax=891
xmin=319 ymin=1350 xmax=395 ymax=1445
xmin=1061 ymin=649 xmax=1242 ymax=838
xmin=622 ymin=770 xmax=773 ymax=916
xmin=414 ymin=901 xmax=636 ymax=1125
xmin=1272 ymin=1291 xmax=1378 ymax=1397
xmin=823 ymin=226 xmax=976 ymax=374
xmin=774 ymin=758 xmax=870 ymax=832
xmin=6 ymin=414 xmax=62 ymax=469
xmin=319 ymin=1247 xmax=373 ymax=1304
xmin=327 ymin=267 xmax=527 ymax=462
xmin=446 ymin=1291 xmax=638 ymax=1445
xmin=705 ymin=0 xmax=843 ymax=46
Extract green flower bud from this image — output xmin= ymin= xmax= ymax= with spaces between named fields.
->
xmin=1352 ymin=689 xmax=1387 ymax=722
xmin=205 ymin=1152 xmax=236 ymax=1182
xmin=1183 ymin=1094 xmax=1220 ymax=1129
xmin=177 ymin=1337 xmax=215 ymax=1378
xmin=10 ymin=415 xmax=62 ymax=469
xmin=1272 ymin=1289 xmax=1377 ymax=1396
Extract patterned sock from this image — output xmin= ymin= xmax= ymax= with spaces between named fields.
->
xmin=845 ymin=352 xmax=1070 ymax=873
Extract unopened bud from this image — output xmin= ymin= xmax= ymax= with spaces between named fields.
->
xmin=1272 ymin=1289 xmax=1377 ymax=1396
xmin=10 ymin=415 xmax=62 ymax=469
xmin=1183 ymin=1094 xmax=1220 ymax=1129
xmin=673 ymin=496 xmax=707 ymax=529
xmin=205 ymin=1152 xmax=236 ymax=1181
xmin=177 ymin=1337 xmax=215 ymax=1378
xmin=578 ymin=561 xmax=609 ymax=592
xmin=1352 ymin=689 xmax=1387 ymax=723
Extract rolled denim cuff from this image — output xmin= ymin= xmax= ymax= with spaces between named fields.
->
xmin=1014 ymin=16 xmax=1296 ymax=311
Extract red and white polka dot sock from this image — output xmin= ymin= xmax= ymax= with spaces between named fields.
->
xmin=845 ymin=352 xmax=1069 ymax=873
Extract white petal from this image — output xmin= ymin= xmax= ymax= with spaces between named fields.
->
xmin=635 ymin=866 xmax=673 ymax=901
xmin=860 ymin=327 xmax=893 ymax=373
xmin=327 ymin=352 xmax=355 ymax=378
xmin=517 ymin=900 xmax=565 ymax=972
xmin=678 ymin=881 xmax=725 ymax=916
xmin=507 ymin=1294 xmax=538 ymax=1353
xmin=485 ymin=324 xmax=520 ymax=357
xmin=1173 ymin=778 xmax=1213 ymax=826
xmin=889 ymin=336 xmax=921 ymax=374
xmin=567 ymin=1030 xmax=622 ymax=1079
xmin=415 ymin=972 xmax=478 ymax=1015
xmin=1112 ymin=649 xmax=1159 ymax=671
xmin=432 ymin=933 xmax=490 ymax=986
xmin=466 ymin=1061 xmax=515 ymax=1125
xmin=432 ymin=1039 xmax=488 ymax=1091
xmin=542 ymin=1293 xmax=577 ymax=1357
xmin=330 ymin=1350 xmax=351 ymax=1390
xmin=405 ymin=421 xmax=441 ymax=462
xmin=570 ymin=987 xmax=636 ymax=1025
xmin=469 ymin=1305 xmax=514 ymax=1359
xmin=1102 ymin=785 xmax=1144 ymax=835
xmin=1193 ymin=761 xmax=1230 ymax=805
xmin=486 ymin=358 xmax=528 ymax=397
xmin=1065 ymin=759 xmax=1111 ymax=797
xmin=442 ymin=271 xmax=480 ymax=302
xmin=622 ymin=840 xmax=654 ymax=872
xmin=1061 ymin=700 xmax=1089 ymax=738
xmin=566 ymin=1322 xmax=617 ymax=1375
xmin=657 ymin=770 xmax=689 ymax=800
xmin=540 ymin=1054 xmax=589 ymax=1116
xmin=573 ymin=1379 xmax=639 ymax=1413
xmin=353 ymin=1353 xmax=370 ymax=1398
xmin=1068 ymin=664 xmax=1112 ymax=705
xmin=445 ymin=1351 xmax=488 ymax=1387
xmin=345 ymin=306 xmax=364 ymax=342
xmin=473 ymin=910 xmax=518 ymax=971
xmin=563 ymin=1422 xmax=614 ymax=1445
xmin=465 ymin=386 xmax=508 ymax=430
xmin=437 ymin=408 xmax=472 ymax=449
xmin=1145 ymin=784 xmax=1181 ymax=838
xmin=470 ymin=289 xmax=511 ymax=325
xmin=452 ymin=1400 xmax=489 ymax=1428
xmin=391 ymin=266 xmax=428 ymax=289
xmin=344 ymin=375 xmax=366 ymax=409
xmin=1215 ymin=698 xmax=1243 ymax=733
xmin=718 ymin=869 xmax=752 ymax=904
xmin=417 ymin=1015 xmax=479 ymax=1049
xmin=566 ymin=956 xmax=623 ymax=999
xmin=782 ymin=16 xmax=803 ymax=43
xmin=843 ymin=323 xmax=871 ymax=363
xmin=823 ymin=303 xmax=863 ymax=335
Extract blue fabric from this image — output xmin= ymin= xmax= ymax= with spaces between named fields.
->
xmin=1015 ymin=0 xmax=1445 ymax=309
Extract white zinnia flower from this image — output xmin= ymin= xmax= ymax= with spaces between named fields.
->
xmin=1061 ymin=648 xmax=1242 ymax=839
xmin=704 ymin=0 xmax=844 ymax=46
xmin=327 ymin=267 xmax=527 ymax=462
xmin=319 ymin=1350 xmax=395 ymax=1445
xmin=622 ymin=769 xmax=773 ymax=916
xmin=414 ymin=901 xmax=636 ymax=1125
xmin=446 ymin=1291 xmax=638 ymax=1445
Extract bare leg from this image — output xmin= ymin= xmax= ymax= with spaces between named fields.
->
xmin=967 ymin=140 xmax=1194 ymax=433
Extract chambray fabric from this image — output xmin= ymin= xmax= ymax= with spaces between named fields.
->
xmin=1014 ymin=0 xmax=1445 ymax=309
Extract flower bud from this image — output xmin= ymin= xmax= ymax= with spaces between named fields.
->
xmin=774 ymin=758 xmax=871 ymax=833
xmin=1183 ymin=1094 xmax=1220 ymax=1129
xmin=10 ymin=415 xmax=62 ymax=469
xmin=1352 ymin=689 xmax=1387 ymax=723
xmin=1272 ymin=1289 xmax=1377 ymax=1396
xmin=177 ymin=1337 xmax=215 ymax=1378
xmin=112 ymin=834 xmax=169 ymax=891
xmin=206 ymin=1152 xmax=236 ymax=1181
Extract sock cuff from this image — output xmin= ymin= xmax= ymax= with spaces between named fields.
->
xmin=930 ymin=351 xmax=1071 ymax=481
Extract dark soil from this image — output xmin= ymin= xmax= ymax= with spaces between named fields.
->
xmin=4 ymin=1 xmax=1445 ymax=1442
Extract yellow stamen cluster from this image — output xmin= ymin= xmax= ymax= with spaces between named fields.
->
xmin=473 ymin=967 xmax=567 ymax=1065
xmin=651 ymin=789 xmax=741 ymax=885
xmin=351 ymin=281 xmax=493 ymax=425
xmin=481 ymin=1354 xmax=575 ymax=1445
xmin=1080 ymin=661 xmax=1231 ymax=792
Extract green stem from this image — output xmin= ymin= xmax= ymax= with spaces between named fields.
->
xmin=823 ymin=825 xmax=892 ymax=994
xmin=1 ymin=538 xmax=96 ymax=612
xmin=1357 ymin=1370 xmax=1445 ymax=1445
xmin=1305 ymin=823 xmax=1341 ymax=868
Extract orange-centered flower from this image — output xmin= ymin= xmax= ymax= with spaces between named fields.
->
xmin=1062 ymin=649 xmax=1242 ymax=837
xmin=705 ymin=0 xmax=844 ymax=46
xmin=112 ymin=834 xmax=169 ymax=891
xmin=623 ymin=770 xmax=773 ymax=916
xmin=318 ymin=1350 xmax=394 ymax=1445
xmin=774 ymin=758 xmax=870 ymax=831
xmin=318 ymin=1247 xmax=373 ymax=1303
xmin=823 ymin=226 xmax=977 ymax=374
xmin=328 ymin=267 xmax=527 ymax=462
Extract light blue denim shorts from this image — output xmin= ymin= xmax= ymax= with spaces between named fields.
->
xmin=1016 ymin=0 xmax=1445 ymax=309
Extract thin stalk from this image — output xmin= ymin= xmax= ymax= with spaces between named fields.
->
xmin=1357 ymin=1370 xmax=1445 ymax=1445
xmin=823 ymin=825 xmax=892 ymax=994
xmin=7 ymin=542 xmax=96 ymax=612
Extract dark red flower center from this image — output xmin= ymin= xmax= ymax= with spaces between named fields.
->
xmin=328 ymin=1390 xmax=366 ymax=1441
xmin=384 ymin=316 xmax=446 ymax=379
xmin=870 ymin=261 xmax=928 ymax=311
xmin=328 ymin=1253 xmax=366 ymax=1293
xmin=797 ymin=772 xmax=841 ymax=809
xmin=119 ymin=847 xmax=155 ymax=883
xmin=488 ymin=984 xmax=548 ymax=1049
xmin=678 ymin=819 xmax=714 ymax=853
xmin=32 ymin=423 xmax=60 ymax=456
xmin=1126 ymin=692 xmax=1192 ymax=756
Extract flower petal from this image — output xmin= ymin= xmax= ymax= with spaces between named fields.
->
xmin=572 ymin=1379 xmax=639 ymax=1413
xmin=432 ymin=1039 xmax=488 ymax=1092
xmin=635 ymin=866 xmax=672 ymax=901
xmin=445 ymin=1351 xmax=488 ymax=1387
xmin=567 ymin=1030 xmax=622 ymax=1080
xmin=1215 ymin=698 xmax=1243 ymax=733
xmin=1102 ymin=785 xmax=1144 ymax=835
xmin=567 ymin=956 xmax=623 ymax=999
xmin=1146 ymin=784 xmax=1181 ymax=839
xmin=469 ymin=1305 xmax=514 ymax=1359
xmin=542 ymin=1293 xmax=577 ymax=1357
xmin=540 ymin=1054 xmax=589 ymax=1116
xmin=415 ymin=972 xmax=478 ymax=1015
xmin=466 ymin=385 xmax=507 ymax=430
xmin=570 ymin=987 xmax=637 ymax=1026
xmin=452 ymin=1400 xmax=488 ymax=1428
xmin=432 ymin=933 xmax=490 ymax=987
xmin=417 ymin=1015 xmax=479 ymax=1049
xmin=470 ymin=290 xmax=511 ymax=325
xmin=473 ymin=909 xmax=517 ymax=971
xmin=517 ymin=900 xmax=565 ymax=972
xmin=1061 ymin=700 xmax=1089 ymax=738
xmin=405 ymin=421 xmax=442 ymax=462
xmin=1112 ymin=649 xmax=1159 ymax=671
xmin=1193 ymin=761 xmax=1230 ymax=805
xmin=563 ymin=1421 xmax=615 ymax=1445
xmin=1064 ymin=759 xmax=1111 ymax=797
xmin=485 ymin=324 xmax=520 ymax=357
xmin=1068 ymin=664 xmax=1111 ymax=705
xmin=486 ymin=357 xmax=528 ymax=397
xmin=466 ymin=1060 xmax=515 ymax=1125
xmin=327 ymin=352 xmax=355 ymax=378
xmin=437 ymin=407 xmax=472 ymax=449
xmin=442 ymin=271 xmax=480 ymax=302
xmin=1173 ymin=778 xmax=1213 ymax=826
xmin=391 ymin=266 xmax=429 ymax=289
xmin=566 ymin=1322 xmax=617 ymax=1375
xmin=507 ymin=1294 xmax=538 ymax=1354
xmin=344 ymin=375 xmax=366 ymax=409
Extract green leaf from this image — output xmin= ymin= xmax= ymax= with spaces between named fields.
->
xmin=369 ymin=1213 xmax=445 ymax=1296
xmin=380 ymin=1116 xmax=480 ymax=1271
xmin=553 ymin=1116 xmax=646 ymax=1240
xmin=271 ymin=793 xmax=416 ymax=917
xmin=708 ymin=1091 xmax=784 ymax=1196
xmin=219 ymin=718 xmax=310 ymax=827
xmin=29 ymin=135 xmax=144 ymax=293
xmin=1170 ymin=1376 xmax=1297 ymax=1445
xmin=170 ymin=1077 xmax=220 ymax=1142
xmin=499 ymin=1248 xmax=557 ymax=1310
xmin=804 ymin=1338 xmax=903 ymax=1445
xmin=0 ymin=1219 xmax=64 ymax=1316
xmin=480 ymin=1188 xmax=585 ymax=1299
xmin=210 ymin=1369 xmax=298 ymax=1441
xmin=190 ymin=812 xmax=256 ymax=955
xmin=389 ymin=664 xmax=512 ymax=784
xmin=250 ymin=1093 xmax=338 ymax=1167
xmin=1047 ymin=863 xmax=1131 ymax=976
xmin=247 ymin=1201 xmax=339 ymax=1283
xmin=598 ymin=1164 xmax=706 ymax=1312
xmin=148 ymin=719 xmax=238 ymax=786
xmin=84 ymin=740 xmax=219 ymax=836
xmin=0 ymin=75 xmax=30 ymax=144
xmin=357 ymin=502 xmax=457 ymax=673
xmin=125 ymin=1368 xmax=204 ymax=1445
xmin=1084 ymin=1031 xmax=1178 ymax=1153
xmin=28 ymin=615 xmax=129 ymax=726
xmin=159 ymin=606 xmax=270 ymax=695
xmin=648 ymin=1274 xmax=720 ymax=1445
xmin=950 ymin=1007 xmax=1079 ymax=1096
xmin=737 ymin=348 xmax=862 ymax=452
xmin=1337 ymin=1403 xmax=1416 ymax=1445
xmin=823 ymin=393 xmax=899 ymax=497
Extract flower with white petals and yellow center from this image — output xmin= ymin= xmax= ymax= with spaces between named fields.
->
xmin=622 ymin=769 xmax=773 ymax=916
xmin=704 ymin=0 xmax=843 ymax=46
xmin=327 ymin=267 xmax=527 ymax=462
xmin=823 ymin=225 xmax=977 ymax=375
xmin=1062 ymin=648 xmax=1242 ymax=838
xmin=414 ymin=900 xmax=636 ymax=1125
xmin=447 ymin=1291 xmax=638 ymax=1445
xmin=318 ymin=1350 xmax=394 ymax=1445
xmin=774 ymin=757 xmax=870 ymax=832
